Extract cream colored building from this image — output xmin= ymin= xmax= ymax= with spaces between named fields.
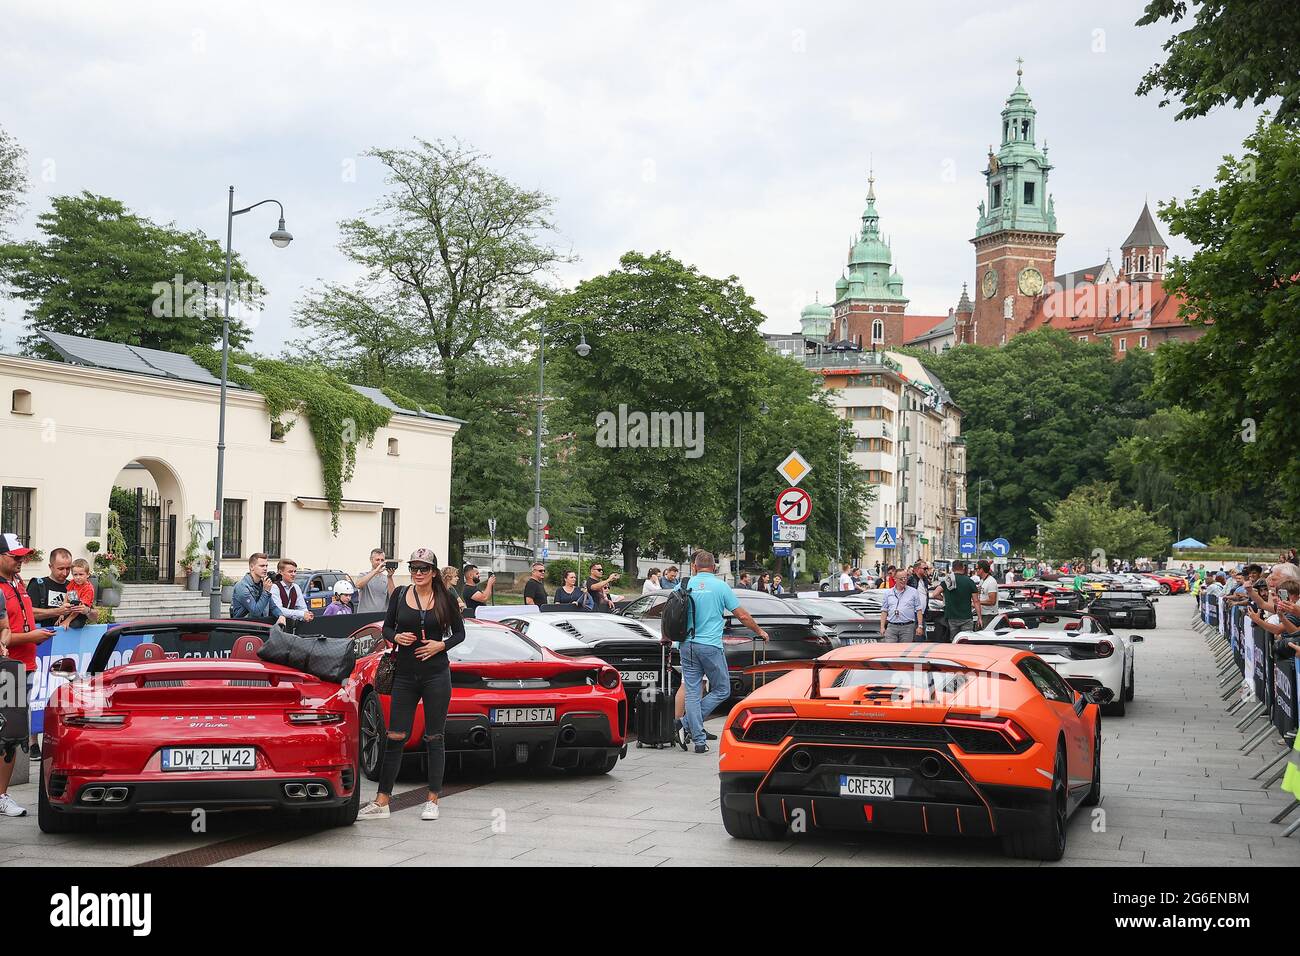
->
xmin=0 ymin=333 xmax=460 ymax=583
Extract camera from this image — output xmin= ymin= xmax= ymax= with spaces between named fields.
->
xmin=385 ymin=560 xmax=399 ymax=571
xmin=267 ymin=571 xmax=284 ymax=585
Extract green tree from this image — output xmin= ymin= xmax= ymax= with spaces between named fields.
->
xmin=908 ymin=331 xmax=1154 ymax=548
xmin=291 ymin=281 xmax=435 ymax=387
xmin=335 ymin=139 xmax=571 ymax=392
xmin=1137 ymin=0 xmax=1300 ymax=126
xmin=1151 ymin=118 xmax=1300 ymax=519
xmin=0 ymin=124 xmax=26 ymax=239
xmin=1034 ymin=482 xmax=1171 ymax=564
xmin=0 ymin=191 xmax=261 ymax=356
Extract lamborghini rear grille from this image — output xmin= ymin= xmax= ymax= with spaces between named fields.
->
xmin=944 ymin=727 xmax=1017 ymax=754
xmin=786 ymin=720 xmax=950 ymax=745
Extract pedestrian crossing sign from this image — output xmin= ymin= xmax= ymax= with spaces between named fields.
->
xmin=874 ymin=526 xmax=897 ymax=549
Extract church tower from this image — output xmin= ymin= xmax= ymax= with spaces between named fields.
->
xmin=1120 ymin=202 xmax=1168 ymax=284
xmin=831 ymin=172 xmax=910 ymax=348
xmin=970 ymin=61 xmax=1061 ymax=346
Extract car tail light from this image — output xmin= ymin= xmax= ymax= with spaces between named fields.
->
xmin=1095 ymin=640 xmax=1114 ymax=658
xmin=598 ymin=667 xmax=621 ymax=690
xmin=62 ymin=713 xmax=126 ymax=727
xmin=288 ymin=712 xmax=344 ymax=725
xmin=945 ymin=713 xmax=1034 ymax=753
xmin=730 ymin=705 xmax=798 ymax=742
xmin=805 ymin=633 xmax=832 ymax=647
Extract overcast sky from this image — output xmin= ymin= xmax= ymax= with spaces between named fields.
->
xmin=0 ymin=0 xmax=1264 ymax=351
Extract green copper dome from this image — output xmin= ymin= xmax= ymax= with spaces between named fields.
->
xmin=975 ymin=60 xmax=1056 ymax=239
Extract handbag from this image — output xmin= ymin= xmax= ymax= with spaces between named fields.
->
xmin=257 ymin=623 xmax=356 ymax=684
xmin=373 ymin=585 xmax=407 ymax=695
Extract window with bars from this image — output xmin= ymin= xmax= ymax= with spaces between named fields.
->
xmin=263 ymin=501 xmax=284 ymax=558
xmin=380 ymin=508 xmax=398 ymax=558
xmin=222 ymin=499 xmax=245 ymax=559
xmin=1 ymin=487 xmax=33 ymax=546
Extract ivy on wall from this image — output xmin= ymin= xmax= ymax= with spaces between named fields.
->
xmin=190 ymin=348 xmax=392 ymax=531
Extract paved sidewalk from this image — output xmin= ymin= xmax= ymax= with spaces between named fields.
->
xmin=2 ymin=595 xmax=1296 ymax=866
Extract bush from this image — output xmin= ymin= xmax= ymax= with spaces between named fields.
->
xmin=85 ymin=540 xmax=101 ymax=554
xmin=545 ymin=557 xmax=618 ymax=587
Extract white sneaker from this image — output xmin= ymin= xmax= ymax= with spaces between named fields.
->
xmin=420 ymin=801 xmax=439 ymax=821
xmin=356 ymin=801 xmax=390 ymax=820
xmin=0 ymin=794 xmax=27 ymax=818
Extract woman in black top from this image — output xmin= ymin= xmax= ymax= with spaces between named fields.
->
xmin=358 ymin=548 xmax=465 ymax=823
xmin=554 ymin=569 xmax=583 ymax=606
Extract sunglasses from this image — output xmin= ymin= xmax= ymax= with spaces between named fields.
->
xmin=409 ymin=564 xmax=433 ymax=573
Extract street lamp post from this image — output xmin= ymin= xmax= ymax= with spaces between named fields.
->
xmin=533 ymin=318 xmax=589 ymax=561
xmin=975 ymin=477 xmax=994 ymax=555
xmin=210 ymin=187 xmax=293 ymax=618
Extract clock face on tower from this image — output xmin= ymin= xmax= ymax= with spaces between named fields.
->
xmin=981 ymin=269 xmax=998 ymax=299
xmin=1018 ymin=266 xmax=1045 ymax=296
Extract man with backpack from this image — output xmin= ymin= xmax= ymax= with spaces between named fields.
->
xmin=667 ymin=550 xmax=769 ymax=754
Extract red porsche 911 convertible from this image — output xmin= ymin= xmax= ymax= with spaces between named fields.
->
xmin=38 ymin=620 xmax=360 ymax=833
xmin=350 ymin=619 xmax=628 ymax=779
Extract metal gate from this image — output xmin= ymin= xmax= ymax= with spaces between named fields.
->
xmin=120 ymin=487 xmax=170 ymax=583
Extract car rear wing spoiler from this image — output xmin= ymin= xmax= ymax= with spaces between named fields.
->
xmin=743 ymin=656 xmax=1012 ymax=699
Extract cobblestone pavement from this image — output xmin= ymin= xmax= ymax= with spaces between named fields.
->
xmin=3 ymin=595 xmax=1296 ymax=867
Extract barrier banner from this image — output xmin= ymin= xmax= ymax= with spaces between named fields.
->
xmin=1274 ymin=652 xmax=1298 ymax=736
xmin=296 ymin=611 xmax=384 ymax=639
xmin=29 ymin=625 xmax=147 ymax=734
xmin=1230 ymin=603 xmax=1244 ymax=675
xmin=1250 ymin=619 xmax=1270 ymax=704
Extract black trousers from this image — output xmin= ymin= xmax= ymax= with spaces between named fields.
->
xmin=377 ymin=668 xmax=452 ymax=797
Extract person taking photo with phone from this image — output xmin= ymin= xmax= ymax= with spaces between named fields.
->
xmin=355 ymin=548 xmax=396 ymax=615
xmin=359 ymin=549 xmax=465 ymax=822
xmin=460 ymin=565 xmax=495 ymax=618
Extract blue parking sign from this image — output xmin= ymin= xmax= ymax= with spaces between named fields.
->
xmin=958 ymin=516 xmax=978 ymax=555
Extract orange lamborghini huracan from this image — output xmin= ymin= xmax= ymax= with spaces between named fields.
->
xmin=718 ymin=642 xmax=1105 ymax=860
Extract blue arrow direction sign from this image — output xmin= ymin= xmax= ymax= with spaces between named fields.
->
xmin=990 ymin=537 xmax=1011 ymax=557
xmin=958 ymin=516 xmax=978 ymax=554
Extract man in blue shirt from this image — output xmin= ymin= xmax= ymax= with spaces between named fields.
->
xmin=879 ymin=576 xmax=925 ymax=642
xmin=676 ymin=550 xmax=769 ymax=754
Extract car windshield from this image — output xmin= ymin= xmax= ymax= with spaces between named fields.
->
xmin=786 ymin=600 xmax=865 ymax=623
xmin=732 ymin=593 xmax=811 ymax=618
xmin=89 ymin=624 xmax=256 ymax=673
xmin=448 ymin=623 xmax=544 ymax=663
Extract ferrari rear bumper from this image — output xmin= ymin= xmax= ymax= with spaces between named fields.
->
xmin=440 ymin=713 xmax=622 ymax=769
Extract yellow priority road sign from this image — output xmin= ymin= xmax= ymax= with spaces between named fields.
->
xmin=776 ymin=450 xmax=811 ymax=487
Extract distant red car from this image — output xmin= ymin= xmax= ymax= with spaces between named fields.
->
xmin=350 ymin=619 xmax=628 ymax=779
xmin=39 ymin=620 xmax=360 ymax=833
xmin=1141 ymin=573 xmax=1186 ymax=595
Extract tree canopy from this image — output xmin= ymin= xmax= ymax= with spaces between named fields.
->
xmin=1137 ymin=0 xmax=1300 ymax=126
xmin=1033 ymin=482 xmax=1171 ymax=564
xmin=0 ymin=191 xmax=260 ymax=356
xmin=0 ymin=123 xmax=26 ymax=239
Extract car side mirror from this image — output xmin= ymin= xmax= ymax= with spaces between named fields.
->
xmin=1129 ymin=634 xmax=1144 ymax=643
xmin=50 ymin=656 xmax=79 ymax=678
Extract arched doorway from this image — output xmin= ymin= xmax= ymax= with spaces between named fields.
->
xmin=109 ymin=457 xmax=185 ymax=583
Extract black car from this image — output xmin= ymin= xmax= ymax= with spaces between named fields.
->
xmin=1086 ymin=589 xmax=1157 ymax=629
xmin=781 ymin=597 xmax=879 ymax=644
xmin=618 ymin=588 xmax=834 ymax=698
xmin=821 ymin=588 xmax=953 ymax=642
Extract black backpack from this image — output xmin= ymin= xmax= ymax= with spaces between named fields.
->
xmin=661 ymin=576 xmax=694 ymax=643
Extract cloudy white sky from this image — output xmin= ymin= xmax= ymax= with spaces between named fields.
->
xmin=0 ymin=0 xmax=1263 ymax=351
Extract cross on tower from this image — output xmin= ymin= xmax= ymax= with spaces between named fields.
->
xmin=1016 ymin=57 xmax=1024 ymax=77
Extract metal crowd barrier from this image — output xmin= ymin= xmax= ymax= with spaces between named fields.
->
xmin=1194 ymin=591 xmax=1298 ymax=837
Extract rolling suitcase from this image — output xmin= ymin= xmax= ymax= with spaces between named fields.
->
xmin=635 ymin=640 xmax=677 ymax=749
xmin=0 ymin=658 xmax=30 ymax=765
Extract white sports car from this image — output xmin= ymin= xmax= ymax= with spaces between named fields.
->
xmin=952 ymin=610 xmax=1143 ymax=717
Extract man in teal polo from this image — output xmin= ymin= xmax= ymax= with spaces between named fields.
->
xmin=676 ymin=550 xmax=769 ymax=754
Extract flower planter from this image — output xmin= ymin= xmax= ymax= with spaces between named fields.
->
xmin=186 ymin=570 xmax=201 ymax=591
xmin=221 ymin=584 xmax=235 ymax=604
xmin=98 ymin=587 xmax=122 ymax=608
xmin=199 ymin=574 xmax=212 ymax=594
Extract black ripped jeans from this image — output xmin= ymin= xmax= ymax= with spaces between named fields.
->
xmin=377 ymin=668 xmax=452 ymax=798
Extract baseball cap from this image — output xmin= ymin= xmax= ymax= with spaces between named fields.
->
xmin=0 ymin=532 xmax=33 ymax=558
xmin=408 ymin=548 xmax=438 ymax=567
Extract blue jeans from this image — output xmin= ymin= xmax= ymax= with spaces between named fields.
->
xmin=681 ymin=641 xmax=730 ymax=746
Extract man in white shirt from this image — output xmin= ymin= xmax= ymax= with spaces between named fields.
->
xmin=270 ymin=559 xmax=314 ymax=628
xmin=975 ymin=560 xmax=1000 ymax=617
xmin=1004 ymin=566 xmax=1016 ymax=586
xmin=838 ymin=563 xmax=854 ymax=592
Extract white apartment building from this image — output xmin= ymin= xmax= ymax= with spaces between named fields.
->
xmin=766 ymin=336 xmax=966 ymax=568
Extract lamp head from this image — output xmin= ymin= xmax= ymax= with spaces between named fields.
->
xmin=269 ymin=217 xmax=293 ymax=248
xmin=575 ymin=332 xmax=591 ymax=358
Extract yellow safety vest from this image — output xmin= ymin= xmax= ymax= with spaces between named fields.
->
xmin=1284 ymin=733 xmax=1300 ymax=799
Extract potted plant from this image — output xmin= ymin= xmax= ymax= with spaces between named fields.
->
xmin=181 ymin=517 xmax=203 ymax=590
xmin=221 ymin=574 xmax=236 ymax=605
xmin=198 ymin=554 xmax=213 ymax=593
xmin=85 ymin=540 xmax=101 ymax=557
xmin=96 ymin=566 xmax=123 ymax=608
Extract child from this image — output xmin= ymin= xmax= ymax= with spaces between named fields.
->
xmin=323 ymin=579 xmax=355 ymax=615
xmin=58 ymin=559 xmax=96 ymax=629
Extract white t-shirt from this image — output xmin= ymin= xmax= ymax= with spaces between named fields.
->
xmin=979 ymin=574 xmax=999 ymax=608
xmin=1004 ymin=570 xmax=1015 ymax=585
xmin=838 ymin=572 xmax=854 ymax=591
xmin=642 ymin=577 xmax=662 ymax=595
